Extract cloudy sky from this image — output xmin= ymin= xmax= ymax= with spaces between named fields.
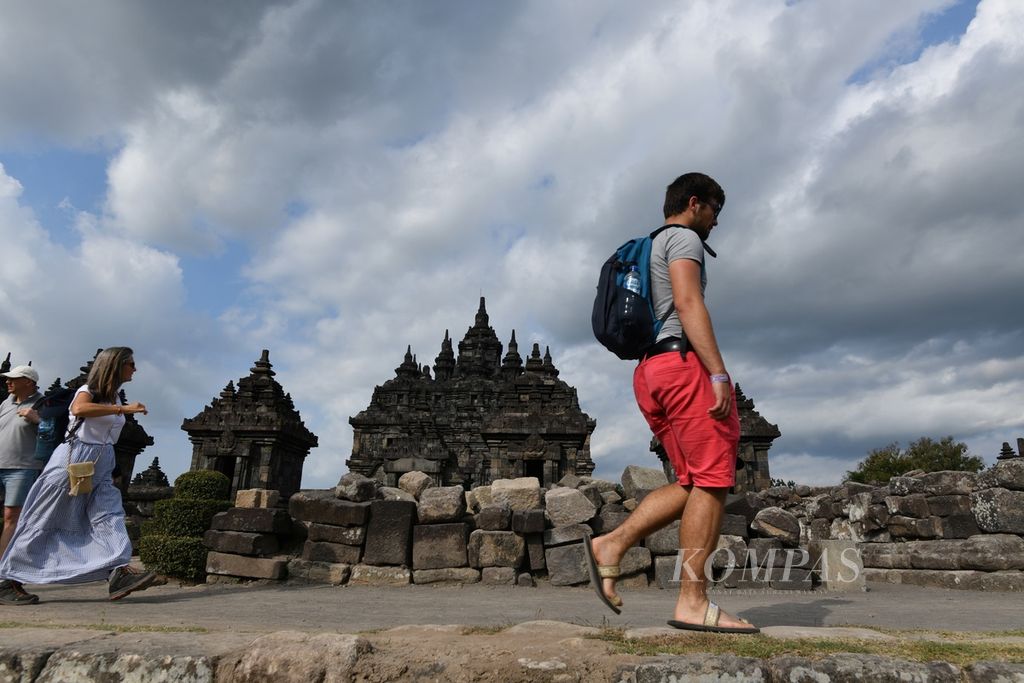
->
xmin=2 ymin=0 xmax=1021 ymax=489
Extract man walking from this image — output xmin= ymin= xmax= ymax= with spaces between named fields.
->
xmin=0 ymin=365 xmax=43 ymax=605
xmin=586 ymin=172 xmax=757 ymax=633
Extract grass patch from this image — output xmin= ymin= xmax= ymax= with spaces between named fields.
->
xmin=460 ymin=625 xmax=507 ymax=636
xmin=0 ymin=621 xmax=207 ymax=634
xmin=592 ymin=629 xmax=1024 ymax=668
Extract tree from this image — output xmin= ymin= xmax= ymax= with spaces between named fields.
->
xmin=845 ymin=436 xmax=984 ymax=485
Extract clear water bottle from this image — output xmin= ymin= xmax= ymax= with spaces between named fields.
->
xmin=623 ymin=265 xmax=641 ymax=294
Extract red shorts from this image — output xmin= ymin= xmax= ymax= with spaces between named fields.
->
xmin=633 ymin=351 xmax=740 ymax=488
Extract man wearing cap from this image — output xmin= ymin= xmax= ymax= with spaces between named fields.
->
xmin=0 ymin=365 xmax=43 ymax=605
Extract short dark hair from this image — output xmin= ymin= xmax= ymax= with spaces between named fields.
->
xmin=663 ymin=172 xmax=725 ymax=219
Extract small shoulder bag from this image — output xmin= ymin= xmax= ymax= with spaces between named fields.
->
xmin=65 ymin=418 xmax=93 ymax=496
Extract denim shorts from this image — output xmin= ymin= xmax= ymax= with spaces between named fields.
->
xmin=0 ymin=468 xmax=41 ymax=507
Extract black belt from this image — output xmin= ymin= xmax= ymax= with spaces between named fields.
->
xmin=643 ymin=337 xmax=687 ymax=359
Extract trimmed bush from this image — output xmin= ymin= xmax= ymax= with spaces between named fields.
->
xmin=139 ymin=536 xmax=209 ymax=582
xmin=139 ymin=468 xmax=232 ymax=582
xmin=143 ymin=499 xmax=232 ymax=537
xmin=174 ymin=470 xmax=231 ymax=501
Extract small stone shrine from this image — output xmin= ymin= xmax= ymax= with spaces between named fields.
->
xmin=347 ymin=298 xmax=596 ymax=488
xmin=182 ymin=350 xmax=318 ymax=500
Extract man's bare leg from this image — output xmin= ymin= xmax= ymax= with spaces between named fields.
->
xmin=673 ymin=486 xmax=750 ymax=628
xmin=591 ymin=483 xmax=690 ymax=606
xmin=1 ymin=506 xmax=22 ymax=559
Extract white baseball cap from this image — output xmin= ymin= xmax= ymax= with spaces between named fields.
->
xmin=1 ymin=365 xmax=39 ymax=383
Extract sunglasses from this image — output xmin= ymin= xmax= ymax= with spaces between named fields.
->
xmin=124 ymin=360 xmax=137 ymax=369
xmin=705 ymin=199 xmax=723 ymax=217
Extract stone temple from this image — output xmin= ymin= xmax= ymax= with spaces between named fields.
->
xmin=347 ymin=298 xmax=596 ymax=488
xmin=182 ymin=350 xmax=318 ymax=500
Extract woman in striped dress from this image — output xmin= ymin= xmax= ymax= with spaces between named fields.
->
xmin=0 ymin=347 xmax=158 ymax=605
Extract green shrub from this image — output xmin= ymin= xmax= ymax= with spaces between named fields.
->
xmin=139 ymin=535 xmax=209 ymax=583
xmin=147 ymin=498 xmax=232 ymax=537
xmin=174 ymin=470 xmax=231 ymax=501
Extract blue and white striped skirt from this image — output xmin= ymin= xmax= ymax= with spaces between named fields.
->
xmin=0 ymin=440 xmax=131 ymax=585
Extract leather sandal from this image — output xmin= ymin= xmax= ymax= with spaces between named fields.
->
xmin=582 ymin=533 xmax=622 ymax=614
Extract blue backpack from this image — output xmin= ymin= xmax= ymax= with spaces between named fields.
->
xmin=591 ymin=224 xmax=715 ymax=360
xmin=32 ymin=386 xmax=75 ymax=462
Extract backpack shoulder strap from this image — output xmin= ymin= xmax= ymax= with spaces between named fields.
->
xmin=650 ymin=223 xmax=717 ymax=258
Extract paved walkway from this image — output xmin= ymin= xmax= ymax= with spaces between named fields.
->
xmin=3 ymin=580 xmax=1020 ymax=635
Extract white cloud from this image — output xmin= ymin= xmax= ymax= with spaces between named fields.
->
xmin=2 ymin=0 xmax=1022 ymax=490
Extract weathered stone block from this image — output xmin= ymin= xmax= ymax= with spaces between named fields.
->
xmin=467 ymin=529 xmax=525 ymax=568
xmin=417 ymin=485 xmax=466 ymax=523
xmin=481 ymin=566 xmax=516 ymax=585
xmin=751 ymin=507 xmax=800 ymax=546
xmin=809 ymin=540 xmax=865 ymax=591
xmin=412 ymin=523 xmax=468 ymax=570
xmin=542 ymin=523 xmax=590 ymax=547
xmin=545 ymin=543 xmax=587 ymax=586
xmin=959 ymin=534 xmax=1024 ymax=571
xmin=306 ymin=522 xmax=366 ymax=546
xmin=476 ymin=503 xmax=511 ymax=531
xmin=808 ymin=518 xmax=832 ymax=542
xmin=577 ymin=483 xmax=605 ymax=510
xmin=711 ymin=535 xmax=747 ymax=570
xmin=412 ymin=567 xmax=481 ymax=584
xmin=235 ymin=489 xmax=280 ymax=509
xmin=830 ymin=517 xmax=865 ymax=542
xmin=859 ymin=542 xmax=912 ymax=570
xmin=557 ymin=473 xmax=583 ymax=488
xmin=888 ymin=515 xmax=941 ymax=539
xmin=620 ymin=546 xmax=653 ymax=575
xmin=846 ymin=492 xmax=873 ymax=523
xmin=654 ymin=554 xmax=680 ymax=589
xmin=589 ymin=511 xmax=629 ymax=535
xmin=287 ymin=559 xmax=350 ymax=585
xmin=540 ymin=485 xmax=598 ymax=528
xmin=511 ymin=509 xmax=546 ymax=534
xmin=622 ymin=498 xmax=638 ymax=512
xmin=721 ymin=513 xmax=748 ymax=538
xmin=379 ymin=486 xmax=416 ymax=502
xmin=907 ymin=540 xmax=964 ymax=570
xmin=971 ymin=488 xmax=1024 ymax=534
xmin=766 ymin=654 xmax=960 ymax=682
xmin=206 ymin=551 xmax=287 ymax=579
xmin=335 ymin=472 xmax=379 ymax=502
xmin=490 ymin=477 xmax=542 ymax=512
xmin=348 ymin=564 xmax=411 ymax=586
xmin=621 ymin=465 xmax=668 ymax=501
xmin=978 ymin=458 xmax=1024 ymax=491
xmin=806 ymin=494 xmax=837 ymax=520
xmin=517 ymin=572 xmax=536 ymax=587
xmin=644 ymin=521 xmax=680 ymax=556
xmin=398 ymin=471 xmax=433 ymax=499
xmin=203 ymin=530 xmax=279 ymax=556
xmin=472 ymin=485 xmax=493 ymax=507
xmin=289 ymin=490 xmax=370 ymax=527
xmin=917 ymin=470 xmax=978 ymax=496
xmin=303 ymin=540 xmax=362 ymax=565
xmin=361 ymin=500 xmax=416 ymax=566
xmin=525 ymin=533 xmax=546 ymax=571
xmin=927 ymin=494 xmax=972 ymax=517
xmin=600 ymin=490 xmax=623 ymax=506
xmin=884 ymin=494 xmax=930 ymax=518
xmin=211 ymin=507 xmax=292 ymax=535
xmin=938 ymin=513 xmax=981 ymax=539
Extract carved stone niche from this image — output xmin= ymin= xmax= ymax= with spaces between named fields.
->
xmin=182 ymin=350 xmax=318 ymax=501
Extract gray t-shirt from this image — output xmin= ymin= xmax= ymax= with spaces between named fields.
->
xmin=0 ymin=390 xmax=43 ymax=470
xmin=651 ymin=227 xmax=706 ymax=343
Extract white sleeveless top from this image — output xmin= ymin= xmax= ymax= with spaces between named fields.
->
xmin=70 ymin=384 xmax=126 ymax=444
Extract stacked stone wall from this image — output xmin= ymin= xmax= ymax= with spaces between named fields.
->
xmin=744 ymin=459 xmax=1024 ymax=591
xmin=198 ymin=459 xmax=1023 ymax=591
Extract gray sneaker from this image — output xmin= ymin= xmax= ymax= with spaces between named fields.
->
xmin=108 ymin=566 xmax=157 ymax=601
xmin=0 ymin=579 xmax=39 ymax=606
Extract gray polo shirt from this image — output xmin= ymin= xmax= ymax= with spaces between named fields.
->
xmin=651 ymin=227 xmax=707 ymax=344
xmin=0 ymin=390 xmax=43 ymax=470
